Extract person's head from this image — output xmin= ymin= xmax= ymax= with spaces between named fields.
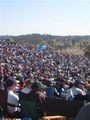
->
xmin=6 ymin=77 xmax=17 ymax=91
xmin=74 ymin=79 xmax=85 ymax=90
xmin=46 ymin=80 xmax=54 ymax=87
xmin=32 ymin=81 xmax=47 ymax=92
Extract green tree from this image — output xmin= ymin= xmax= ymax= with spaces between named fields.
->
xmin=84 ymin=45 xmax=90 ymax=59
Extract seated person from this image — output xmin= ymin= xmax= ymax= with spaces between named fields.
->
xmin=45 ymin=80 xmax=59 ymax=99
xmin=66 ymin=79 xmax=86 ymax=101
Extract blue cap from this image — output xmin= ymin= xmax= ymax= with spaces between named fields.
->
xmin=6 ymin=77 xmax=16 ymax=87
xmin=74 ymin=79 xmax=84 ymax=86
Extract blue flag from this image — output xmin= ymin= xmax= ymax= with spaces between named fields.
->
xmin=37 ymin=44 xmax=47 ymax=51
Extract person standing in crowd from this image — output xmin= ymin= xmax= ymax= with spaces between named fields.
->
xmin=6 ymin=77 xmax=21 ymax=118
xmin=31 ymin=81 xmax=47 ymax=118
xmin=31 ymin=81 xmax=47 ymax=102
xmin=19 ymin=80 xmax=47 ymax=119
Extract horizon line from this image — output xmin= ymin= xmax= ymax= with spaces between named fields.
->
xmin=0 ymin=33 xmax=90 ymax=37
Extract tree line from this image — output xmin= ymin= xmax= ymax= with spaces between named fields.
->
xmin=0 ymin=34 xmax=90 ymax=50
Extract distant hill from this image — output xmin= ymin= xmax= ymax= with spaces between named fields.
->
xmin=0 ymin=34 xmax=90 ymax=50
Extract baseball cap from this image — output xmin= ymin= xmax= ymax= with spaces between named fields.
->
xmin=6 ymin=77 xmax=16 ymax=87
xmin=74 ymin=79 xmax=84 ymax=86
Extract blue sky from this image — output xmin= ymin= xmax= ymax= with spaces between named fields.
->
xmin=0 ymin=0 xmax=90 ymax=36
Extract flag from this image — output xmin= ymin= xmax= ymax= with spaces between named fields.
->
xmin=37 ymin=44 xmax=47 ymax=51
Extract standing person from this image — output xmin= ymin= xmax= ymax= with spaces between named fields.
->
xmin=6 ymin=77 xmax=21 ymax=118
xmin=31 ymin=81 xmax=47 ymax=118
xmin=19 ymin=80 xmax=47 ymax=119
xmin=31 ymin=81 xmax=47 ymax=103
xmin=75 ymin=103 xmax=90 ymax=120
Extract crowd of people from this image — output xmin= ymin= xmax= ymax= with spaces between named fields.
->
xmin=0 ymin=40 xmax=90 ymax=119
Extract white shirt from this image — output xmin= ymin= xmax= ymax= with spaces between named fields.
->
xmin=7 ymin=90 xmax=19 ymax=113
xmin=66 ymin=86 xmax=85 ymax=100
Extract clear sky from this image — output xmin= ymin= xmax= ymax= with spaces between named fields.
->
xmin=0 ymin=0 xmax=90 ymax=36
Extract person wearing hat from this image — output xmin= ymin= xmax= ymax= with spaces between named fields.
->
xmin=6 ymin=77 xmax=21 ymax=117
xmin=66 ymin=79 xmax=86 ymax=101
xmin=31 ymin=81 xmax=47 ymax=100
xmin=19 ymin=80 xmax=47 ymax=119
xmin=30 ymin=81 xmax=47 ymax=118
